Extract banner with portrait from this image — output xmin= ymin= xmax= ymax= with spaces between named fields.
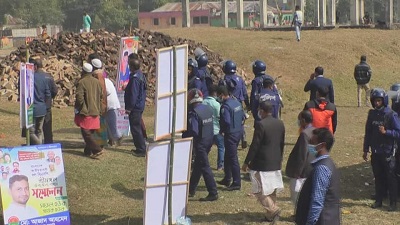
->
xmin=0 ymin=144 xmax=70 ymax=225
xmin=19 ymin=63 xmax=34 ymax=129
xmin=116 ymin=36 xmax=139 ymax=136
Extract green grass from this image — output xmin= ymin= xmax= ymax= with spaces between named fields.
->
xmin=2 ymin=28 xmax=400 ymax=224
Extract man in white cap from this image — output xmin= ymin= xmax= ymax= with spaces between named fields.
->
xmin=74 ymin=63 xmax=104 ymax=158
xmin=91 ymin=58 xmax=108 ymax=149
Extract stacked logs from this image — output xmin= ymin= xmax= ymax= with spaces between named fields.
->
xmin=0 ymin=29 xmax=250 ymax=107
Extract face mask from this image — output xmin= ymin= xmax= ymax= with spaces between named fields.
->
xmin=258 ymin=111 xmax=263 ymax=119
xmin=307 ymin=143 xmax=322 ymax=156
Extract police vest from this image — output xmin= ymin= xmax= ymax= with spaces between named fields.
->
xmin=222 ymin=74 xmax=244 ymax=101
xmin=258 ymin=89 xmax=279 ymax=104
xmin=193 ymin=104 xmax=214 ymax=139
xmin=224 ymin=98 xmax=244 ymax=133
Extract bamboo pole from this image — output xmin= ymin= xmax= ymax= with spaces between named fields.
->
xmin=26 ymin=43 xmax=30 ymax=146
xmin=168 ymin=47 xmax=178 ymax=225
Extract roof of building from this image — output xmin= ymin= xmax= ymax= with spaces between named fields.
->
xmin=152 ymin=1 xmax=290 ymax=14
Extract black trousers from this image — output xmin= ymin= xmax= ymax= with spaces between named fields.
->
xmin=81 ymin=128 xmax=102 ymax=155
xmin=372 ymin=153 xmax=398 ymax=205
xmin=129 ymin=111 xmax=146 ymax=153
xmin=43 ymin=109 xmax=53 ymax=144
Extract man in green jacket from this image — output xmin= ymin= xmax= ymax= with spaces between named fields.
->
xmin=74 ymin=63 xmax=103 ymax=158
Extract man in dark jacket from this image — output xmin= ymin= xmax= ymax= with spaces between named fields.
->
xmin=31 ymin=59 xmax=58 ymax=144
xmin=183 ymin=89 xmax=218 ymax=201
xmin=124 ymin=53 xmax=147 ymax=157
xmin=304 ymin=87 xmax=337 ymax=134
xmin=304 ymin=66 xmax=335 ymax=103
xmin=29 ymin=61 xmax=51 ymax=145
xmin=286 ymin=110 xmax=315 ymax=206
xmin=242 ymin=101 xmax=285 ymax=224
xmin=295 ymin=128 xmax=340 ymax=225
xmin=354 ymin=55 xmax=372 ymax=107
xmin=363 ymin=88 xmax=400 ymax=211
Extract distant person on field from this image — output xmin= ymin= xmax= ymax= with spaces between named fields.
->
xmin=291 ymin=5 xmax=303 ymax=42
xmin=354 ymin=55 xmax=372 ymax=107
xmin=41 ymin=25 xmax=48 ymax=39
xmin=304 ymin=66 xmax=335 ymax=103
xmin=83 ymin=11 xmax=92 ymax=33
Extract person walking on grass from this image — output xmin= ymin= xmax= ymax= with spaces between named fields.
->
xmin=74 ymin=63 xmax=104 ymax=158
xmin=242 ymin=101 xmax=285 ymax=224
xmin=291 ymin=5 xmax=303 ymax=42
xmin=354 ymin=55 xmax=372 ymax=107
xmin=295 ymin=128 xmax=341 ymax=225
xmin=184 ymin=89 xmax=218 ymax=201
xmin=286 ymin=110 xmax=315 ymax=207
xmin=203 ymin=85 xmax=225 ymax=171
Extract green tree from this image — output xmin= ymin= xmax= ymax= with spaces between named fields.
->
xmin=95 ymin=0 xmax=136 ymax=31
xmin=12 ymin=0 xmax=65 ymax=27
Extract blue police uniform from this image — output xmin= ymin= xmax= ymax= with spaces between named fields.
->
xmin=219 ymin=97 xmax=245 ymax=188
xmin=252 ymin=88 xmax=281 ymax=121
xmin=183 ymin=104 xmax=218 ymax=197
xmin=364 ymin=106 xmax=400 ymax=207
xmin=197 ymin=67 xmax=211 ymax=97
xmin=124 ymin=70 xmax=147 ymax=153
xmin=188 ymin=74 xmax=202 ymax=91
xmin=219 ymin=74 xmax=250 ymax=107
xmin=250 ymin=74 xmax=275 ymax=118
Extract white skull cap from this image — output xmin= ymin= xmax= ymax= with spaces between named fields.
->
xmin=82 ymin=63 xmax=93 ymax=73
xmin=91 ymin=58 xmax=102 ymax=69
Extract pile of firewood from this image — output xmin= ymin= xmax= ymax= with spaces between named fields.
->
xmin=0 ymin=29 xmax=250 ymax=107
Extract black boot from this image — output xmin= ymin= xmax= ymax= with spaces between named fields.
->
xmin=199 ymin=194 xmax=218 ymax=201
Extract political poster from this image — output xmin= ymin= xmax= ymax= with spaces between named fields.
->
xmin=116 ymin=36 xmax=139 ymax=136
xmin=19 ymin=63 xmax=34 ymax=129
xmin=0 ymin=143 xmax=70 ymax=225
xmin=116 ymin=36 xmax=139 ymax=91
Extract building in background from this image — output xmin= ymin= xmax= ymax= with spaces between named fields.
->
xmin=138 ymin=1 xmax=293 ymax=30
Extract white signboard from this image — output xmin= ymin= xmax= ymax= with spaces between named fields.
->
xmin=144 ymin=138 xmax=192 ymax=225
xmin=154 ymin=45 xmax=188 ymax=141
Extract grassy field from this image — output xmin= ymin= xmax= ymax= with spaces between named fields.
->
xmin=2 ymin=28 xmax=400 ymax=224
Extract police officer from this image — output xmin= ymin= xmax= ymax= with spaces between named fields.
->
xmin=124 ymin=53 xmax=147 ymax=157
xmin=183 ymin=89 xmax=218 ymax=201
xmin=188 ymin=58 xmax=202 ymax=91
xmin=194 ymin=48 xmax=212 ymax=97
xmin=219 ymin=60 xmax=250 ymax=148
xmin=363 ymin=88 xmax=400 ymax=211
xmin=216 ymin=86 xmax=245 ymax=191
xmin=389 ymin=83 xmax=400 ymax=199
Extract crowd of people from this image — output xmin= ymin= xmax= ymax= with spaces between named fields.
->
xmin=25 ymin=38 xmax=400 ymax=224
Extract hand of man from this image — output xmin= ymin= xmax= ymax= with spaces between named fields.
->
xmin=241 ymin=163 xmax=248 ymax=172
xmin=125 ymin=110 xmax=131 ymax=115
xmin=378 ymin=126 xmax=386 ymax=134
xmin=309 ymin=73 xmax=315 ymax=80
xmin=363 ymin=152 xmax=369 ymax=162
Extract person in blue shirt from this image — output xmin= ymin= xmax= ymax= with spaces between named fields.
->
xmin=183 ymin=89 xmax=218 ymax=201
xmin=124 ymin=53 xmax=147 ymax=157
xmin=363 ymin=88 xmax=400 ymax=211
xmin=218 ymin=60 xmax=250 ymax=149
xmin=295 ymin=128 xmax=340 ymax=225
xmin=256 ymin=79 xmax=281 ymax=121
xmin=216 ymin=86 xmax=244 ymax=191
xmin=203 ymin=85 xmax=225 ymax=170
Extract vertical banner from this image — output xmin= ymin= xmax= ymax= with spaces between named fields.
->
xmin=20 ymin=63 xmax=34 ymax=129
xmin=0 ymin=143 xmax=70 ymax=225
xmin=116 ymin=36 xmax=139 ymax=136
xmin=116 ymin=36 xmax=139 ymax=91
